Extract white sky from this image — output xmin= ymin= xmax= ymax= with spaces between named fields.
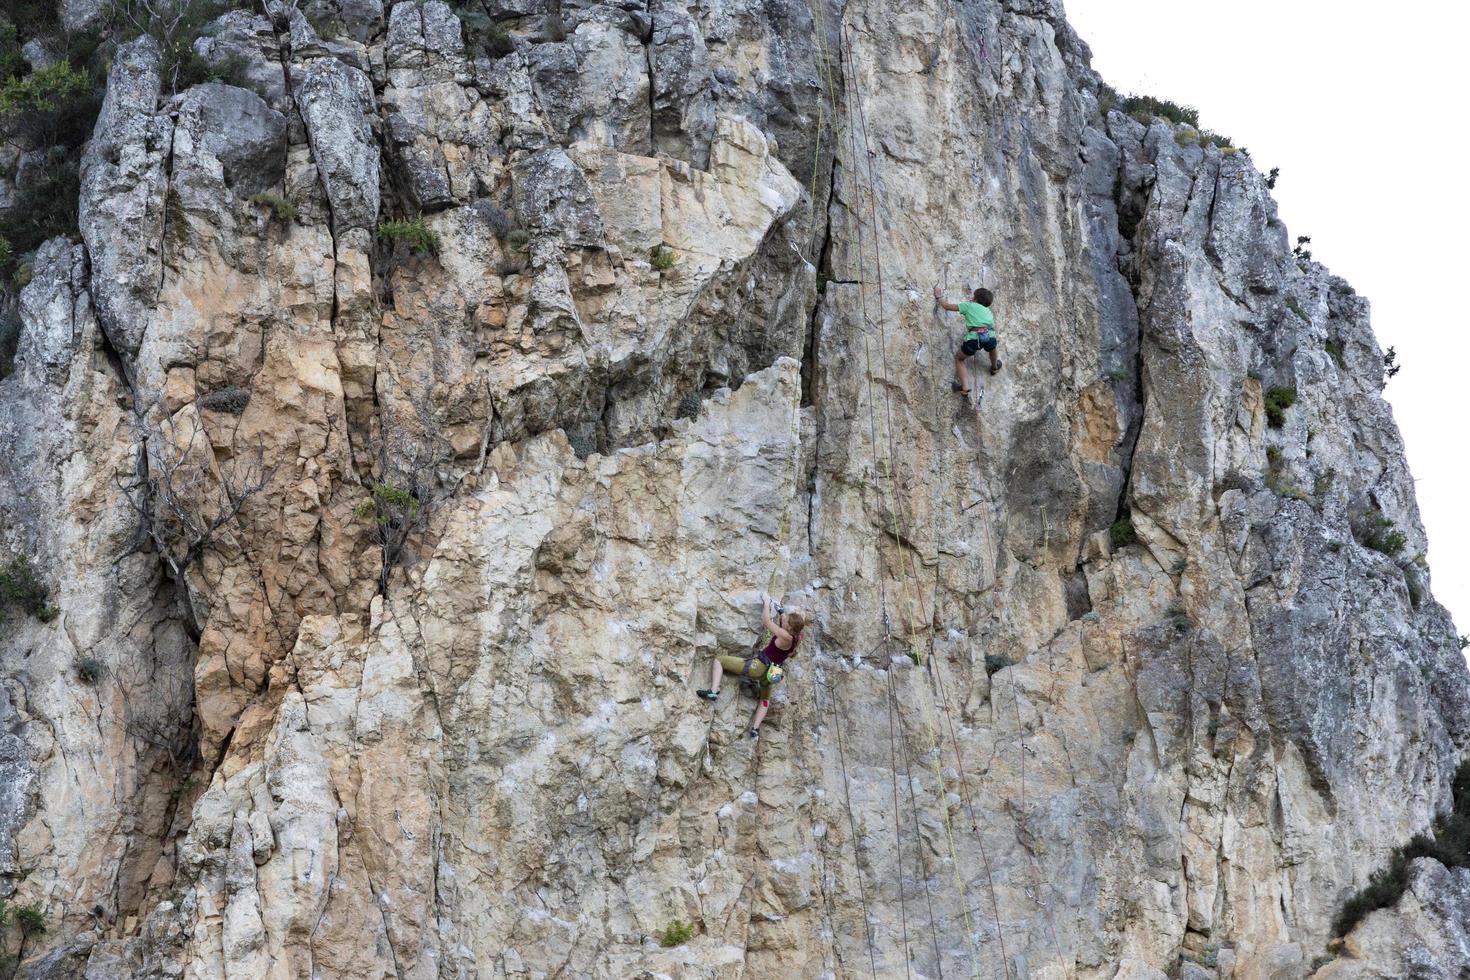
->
xmin=1065 ymin=0 xmax=1470 ymax=645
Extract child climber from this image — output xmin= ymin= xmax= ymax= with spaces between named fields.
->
xmin=696 ymin=595 xmax=805 ymax=740
xmin=934 ymin=284 xmax=1001 ymax=396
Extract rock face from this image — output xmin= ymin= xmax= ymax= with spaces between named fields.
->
xmin=1 ymin=1 xmax=1466 ymax=978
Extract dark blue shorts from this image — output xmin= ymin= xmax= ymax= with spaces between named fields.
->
xmin=961 ymin=335 xmax=997 ymax=356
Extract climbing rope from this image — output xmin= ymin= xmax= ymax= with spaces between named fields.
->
xmin=843 ymin=13 xmax=1079 ymax=976
xmin=886 ymin=633 xmax=948 ymax=975
xmin=816 ymin=646 xmax=882 ymax=977
xmin=840 ymin=22 xmax=1011 ymax=978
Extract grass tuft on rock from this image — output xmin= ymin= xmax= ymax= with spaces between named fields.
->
xmin=248 ymin=192 xmax=297 ymax=224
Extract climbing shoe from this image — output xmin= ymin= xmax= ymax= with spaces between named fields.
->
xmin=990 ymin=360 xmax=1003 ymax=376
xmin=950 ymin=381 xmax=970 ymax=396
xmin=748 ymin=727 xmax=760 ymax=740
xmin=696 ymin=689 xmax=718 ymax=702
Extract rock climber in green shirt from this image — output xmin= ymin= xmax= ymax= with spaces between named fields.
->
xmin=934 ymin=284 xmax=1001 ymax=396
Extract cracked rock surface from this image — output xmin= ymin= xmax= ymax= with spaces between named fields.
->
xmin=1 ymin=1 xmax=1466 ymax=977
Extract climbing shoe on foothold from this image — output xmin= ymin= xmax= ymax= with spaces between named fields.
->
xmin=696 ymin=689 xmax=718 ymax=702
xmin=748 ymin=727 xmax=760 ymax=740
xmin=990 ymin=360 xmax=1003 ymax=376
xmin=950 ymin=381 xmax=970 ymax=396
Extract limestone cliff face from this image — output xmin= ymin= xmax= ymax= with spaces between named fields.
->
xmin=2 ymin=0 xmax=1467 ymax=977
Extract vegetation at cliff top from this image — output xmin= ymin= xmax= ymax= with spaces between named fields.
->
xmin=1096 ymin=82 xmax=1237 ymax=149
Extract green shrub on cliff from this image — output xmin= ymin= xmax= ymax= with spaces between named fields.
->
xmin=377 ymin=219 xmax=440 ymax=257
xmin=1333 ymin=760 xmax=1470 ymax=936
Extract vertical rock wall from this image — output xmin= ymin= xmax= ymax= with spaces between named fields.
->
xmin=1 ymin=0 xmax=1465 ymax=977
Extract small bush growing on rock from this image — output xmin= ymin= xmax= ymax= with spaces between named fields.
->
xmin=505 ymin=228 xmax=530 ymax=250
xmin=357 ymin=483 xmax=420 ymax=526
xmin=0 ymin=311 xmax=19 ymax=377
xmin=76 ymin=656 xmax=105 ymax=683
xmin=1285 ymin=297 xmax=1307 ymax=321
xmin=1458 ymin=635 xmax=1468 ymax=651
xmin=0 ymin=61 xmax=93 ymax=145
xmin=13 ymin=901 xmax=44 ymax=936
xmin=1333 ymin=760 xmax=1470 ymax=936
xmin=1108 ymin=515 xmax=1136 ymax=549
xmin=650 ymin=245 xmax=677 ymax=271
xmin=675 ymin=391 xmax=701 ymax=420
xmin=656 ymin=920 xmax=694 ymax=948
xmin=1325 ymin=338 xmax=1345 ymax=370
xmin=483 ymin=22 xmax=514 ymax=57
xmin=1266 ymin=166 xmax=1280 ymax=189
xmin=248 ymin=193 xmax=297 ymax=224
xmin=0 ymin=11 xmax=106 ymax=286
xmin=1312 ymin=467 xmax=1336 ymax=504
xmin=473 ymin=200 xmax=512 ymax=239
xmin=1263 ymin=386 xmax=1296 ymax=428
xmin=1174 ymin=129 xmax=1198 ymax=147
xmin=378 ymin=219 xmax=440 ymax=257
xmin=565 ymin=427 xmax=597 ymax=460
xmin=0 ymin=553 xmax=52 ymax=621
xmin=1293 ymin=235 xmax=1313 ymax=262
xmin=1215 ymin=471 xmax=1253 ymax=495
xmin=197 ymin=386 xmax=251 ymax=414
xmin=1383 ymin=346 xmax=1400 ymax=381
xmin=111 ymin=0 xmax=243 ymax=93
xmin=456 ymin=7 xmax=515 ymax=59
xmin=1353 ymin=513 xmax=1406 ymax=557
xmin=984 ymin=653 xmax=1014 ymax=676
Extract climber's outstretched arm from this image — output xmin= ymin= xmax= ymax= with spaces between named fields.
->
xmin=932 ymin=285 xmax=959 ymax=312
xmin=762 ymin=595 xmax=793 ymax=645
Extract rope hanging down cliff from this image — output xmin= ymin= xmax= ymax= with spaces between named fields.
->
xmin=839 ymin=22 xmax=1000 ymax=978
xmin=840 ymin=18 xmax=1074 ymax=978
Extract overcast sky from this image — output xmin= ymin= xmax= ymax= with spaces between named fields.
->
xmin=1065 ymin=0 xmax=1470 ymax=646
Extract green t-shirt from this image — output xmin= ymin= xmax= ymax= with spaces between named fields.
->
xmin=957 ymin=302 xmax=995 ymax=340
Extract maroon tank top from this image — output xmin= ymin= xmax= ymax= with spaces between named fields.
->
xmin=760 ymin=633 xmax=796 ymax=666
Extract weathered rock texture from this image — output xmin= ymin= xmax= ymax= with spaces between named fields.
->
xmin=2 ymin=0 xmax=1466 ymax=977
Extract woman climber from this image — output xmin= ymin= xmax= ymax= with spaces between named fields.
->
xmin=696 ymin=595 xmax=805 ymax=740
xmin=934 ymin=283 xmax=1001 ymax=396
